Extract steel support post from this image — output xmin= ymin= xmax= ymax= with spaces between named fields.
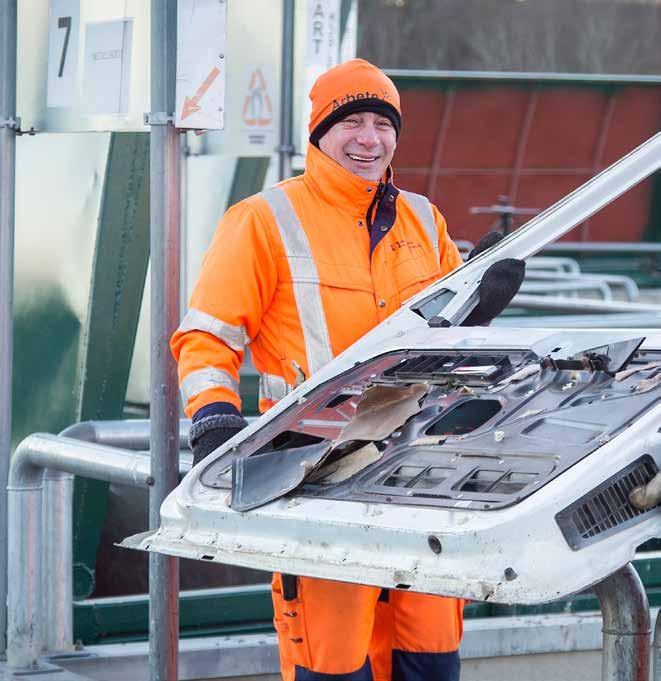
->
xmin=42 ymin=469 xmax=74 ymax=653
xmin=593 ymin=563 xmax=651 ymax=681
xmin=278 ymin=0 xmax=295 ymax=181
xmin=0 ymin=0 xmax=17 ymax=657
xmin=150 ymin=2 xmax=180 ymax=681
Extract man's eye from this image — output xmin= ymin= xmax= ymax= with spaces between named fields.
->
xmin=344 ymin=118 xmax=360 ymax=125
xmin=377 ymin=120 xmax=393 ymax=129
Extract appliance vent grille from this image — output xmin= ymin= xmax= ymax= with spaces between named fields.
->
xmin=556 ymin=455 xmax=659 ymax=550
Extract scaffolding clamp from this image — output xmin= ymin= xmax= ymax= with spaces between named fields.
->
xmin=276 ymin=143 xmax=296 ymax=154
xmin=144 ymin=112 xmax=175 ymax=126
xmin=0 ymin=117 xmax=36 ymax=136
xmin=0 ymin=117 xmax=21 ymax=130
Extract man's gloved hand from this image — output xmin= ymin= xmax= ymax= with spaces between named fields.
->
xmin=467 ymin=231 xmax=504 ymax=259
xmin=189 ymin=413 xmax=248 ymax=467
xmin=629 ymin=472 xmax=661 ymax=511
xmin=461 ymin=231 xmax=525 ymax=327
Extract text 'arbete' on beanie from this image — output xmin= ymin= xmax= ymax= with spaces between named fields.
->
xmin=308 ymin=59 xmax=402 ymax=146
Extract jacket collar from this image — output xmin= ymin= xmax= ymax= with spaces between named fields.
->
xmin=303 ymin=144 xmax=394 ymax=212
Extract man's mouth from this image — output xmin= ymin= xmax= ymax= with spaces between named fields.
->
xmin=347 ymin=153 xmax=379 ymax=163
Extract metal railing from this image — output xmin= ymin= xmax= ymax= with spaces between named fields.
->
xmin=520 ymin=280 xmax=613 ymax=300
xmin=7 ymin=421 xmax=194 ymax=669
xmin=464 ymin=250 xmax=643 ymax=307
xmin=44 ymin=420 xmax=191 ymax=653
xmin=525 ymin=256 xmax=582 ymax=274
xmin=525 ymin=270 xmax=640 ymax=301
xmin=509 ymin=294 xmax=661 ymax=315
xmin=8 ymin=434 xmax=153 ymax=668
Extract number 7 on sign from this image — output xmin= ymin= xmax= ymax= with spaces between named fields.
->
xmin=47 ymin=0 xmax=79 ymax=109
xmin=57 ymin=16 xmax=72 ymax=78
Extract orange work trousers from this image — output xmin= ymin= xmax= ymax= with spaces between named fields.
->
xmin=272 ymin=573 xmax=464 ymax=681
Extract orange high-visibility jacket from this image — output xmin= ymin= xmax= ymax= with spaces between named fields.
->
xmin=171 ymin=144 xmax=463 ymax=417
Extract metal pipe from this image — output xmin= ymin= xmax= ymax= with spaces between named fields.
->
xmin=42 ymin=469 xmax=74 ymax=653
xmin=654 ymin=608 xmax=660 ymax=681
xmin=60 ymin=419 xmax=191 ymax=451
xmin=9 ymin=435 xmax=154 ymax=491
xmin=593 ymin=563 xmax=651 ymax=681
xmin=180 ymin=134 xmax=189 ymax=322
xmin=519 ymin=281 xmax=612 ymax=300
xmin=511 ymin=293 xmax=661 ymax=315
xmin=523 ymin=256 xmax=581 ymax=274
xmin=7 ymin=434 xmax=153 ymax=669
xmin=0 ymin=0 xmax=17 ymax=656
xmin=150 ymin=2 xmax=180 ymax=680
xmin=278 ymin=0 xmax=295 ymax=181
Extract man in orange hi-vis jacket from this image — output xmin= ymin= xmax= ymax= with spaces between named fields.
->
xmin=172 ymin=59 xmax=524 ymax=681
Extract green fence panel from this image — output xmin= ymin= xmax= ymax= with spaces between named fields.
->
xmin=72 ymin=132 xmax=150 ymax=598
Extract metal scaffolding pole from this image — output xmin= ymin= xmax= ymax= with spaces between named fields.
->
xmin=278 ymin=0 xmax=295 ymax=181
xmin=149 ymin=2 xmax=180 ymax=680
xmin=0 ymin=0 xmax=17 ymax=657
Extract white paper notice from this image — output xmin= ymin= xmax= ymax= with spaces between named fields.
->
xmin=301 ymin=0 xmax=341 ymax=152
xmin=240 ymin=65 xmax=276 ymax=148
xmin=47 ymin=0 xmax=81 ymax=108
xmin=82 ymin=19 xmax=133 ymax=116
xmin=176 ymin=0 xmax=227 ymax=130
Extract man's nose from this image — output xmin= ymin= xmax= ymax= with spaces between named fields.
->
xmin=355 ymin=124 xmax=380 ymax=147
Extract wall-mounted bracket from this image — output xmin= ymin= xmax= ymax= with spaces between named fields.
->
xmin=143 ymin=112 xmax=174 ymax=126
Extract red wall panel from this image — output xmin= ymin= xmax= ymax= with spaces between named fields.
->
xmin=393 ymin=75 xmax=661 ymax=244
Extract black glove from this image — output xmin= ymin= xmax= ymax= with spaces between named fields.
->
xmin=467 ymin=231 xmax=504 ymax=260
xmin=461 ymin=231 xmax=525 ymax=326
xmin=189 ymin=413 xmax=248 ymax=467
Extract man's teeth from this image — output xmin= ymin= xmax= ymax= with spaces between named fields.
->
xmin=348 ymin=154 xmax=377 ymax=162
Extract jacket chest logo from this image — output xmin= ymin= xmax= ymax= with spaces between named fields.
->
xmin=390 ymin=239 xmax=423 ymax=252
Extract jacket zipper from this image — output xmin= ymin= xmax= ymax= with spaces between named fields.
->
xmin=366 ymin=181 xmax=385 ymax=232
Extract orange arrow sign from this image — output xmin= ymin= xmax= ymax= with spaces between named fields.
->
xmin=181 ymin=66 xmax=221 ymax=120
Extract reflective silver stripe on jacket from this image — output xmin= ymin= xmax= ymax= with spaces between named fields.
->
xmin=177 ymin=308 xmax=249 ymax=352
xmin=259 ymin=372 xmax=291 ymax=403
xmin=180 ymin=367 xmax=239 ymax=405
xmin=400 ymin=190 xmax=439 ymax=260
xmin=262 ymin=187 xmax=334 ymax=375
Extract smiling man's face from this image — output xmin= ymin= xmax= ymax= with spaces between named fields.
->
xmin=318 ymin=111 xmax=397 ymax=182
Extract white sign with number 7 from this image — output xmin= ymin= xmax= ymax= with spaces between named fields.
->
xmin=47 ymin=0 xmax=80 ymax=109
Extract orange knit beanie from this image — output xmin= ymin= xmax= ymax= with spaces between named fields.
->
xmin=308 ymin=59 xmax=401 ymax=145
